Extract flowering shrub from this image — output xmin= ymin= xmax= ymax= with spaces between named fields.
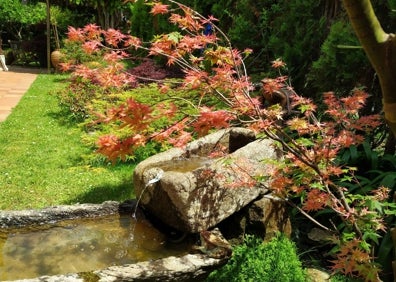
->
xmin=58 ymin=1 xmax=396 ymax=280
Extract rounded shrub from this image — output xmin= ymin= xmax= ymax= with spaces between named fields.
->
xmin=206 ymin=234 xmax=306 ymax=282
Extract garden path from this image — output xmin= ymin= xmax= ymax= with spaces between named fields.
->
xmin=0 ymin=66 xmax=47 ymax=122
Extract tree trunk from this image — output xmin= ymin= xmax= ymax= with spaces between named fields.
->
xmin=342 ymin=0 xmax=396 ymax=137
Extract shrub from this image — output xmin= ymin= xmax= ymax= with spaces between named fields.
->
xmin=307 ymin=20 xmax=370 ymax=98
xmin=336 ymin=143 xmax=396 ymax=282
xmin=206 ymin=234 xmax=306 ymax=282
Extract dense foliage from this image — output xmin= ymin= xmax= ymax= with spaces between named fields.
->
xmin=0 ymin=0 xmax=46 ymax=40
xmin=206 ymin=234 xmax=306 ymax=282
xmin=53 ymin=2 xmax=396 ymax=280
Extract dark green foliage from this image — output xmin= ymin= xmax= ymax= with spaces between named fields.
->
xmin=128 ymin=0 xmax=177 ymax=41
xmin=128 ymin=0 xmax=157 ymax=40
xmin=265 ymin=0 xmax=327 ymax=90
xmin=206 ymin=234 xmax=306 ymax=282
xmin=330 ymin=274 xmax=362 ymax=282
xmin=307 ymin=20 xmax=371 ymax=98
xmin=336 ymin=143 xmax=396 ymax=282
xmin=338 ymin=141 xmax=396 ymax=192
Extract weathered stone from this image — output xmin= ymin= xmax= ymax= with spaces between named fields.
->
xmin=0 ymin=201 xmax=120 ymax=228
xmin=307 ymin=227 xmax=334 ymax=242
xmin=3 ymin=254 xmax=226 ymax=282
xmin=133 ymin=128 xmax=280 ymax=233
xmin=247 ymin=195 xmax=292 ymax=241
xmin=217 ymin=194 xmax=292 ymax=243
xmin=193 ymin=228 xmax=232 ymax=259
xmin=305 ymin=268 xmax=331 ymax=282
xmin=94 ymin=254 xmax=227 ymax=282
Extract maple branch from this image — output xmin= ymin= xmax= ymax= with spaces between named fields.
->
xmin=285 ymin=198 xmax=335 ymax=233
xmin=330 ymin=182 xmax=363 ymax=238
xmin=162 ymin=96 xmax=198 ymax=111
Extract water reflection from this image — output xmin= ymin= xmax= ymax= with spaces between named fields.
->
xmin=157 ymin=156 xmax=213 ymax=173
xmin=0 ymin=214 xmax=191 ymax=280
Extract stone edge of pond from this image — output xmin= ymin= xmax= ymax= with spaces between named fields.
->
xmin=0 ymin=201 xmax=228 ymax=282
xmin=3 ymin=254 xmax=227 ymax=282
xmin=0 ymin=201 xmax=122 ymax=228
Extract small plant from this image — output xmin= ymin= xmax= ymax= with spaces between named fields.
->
xmin=206 ymin=234 xmax=306 ymax=282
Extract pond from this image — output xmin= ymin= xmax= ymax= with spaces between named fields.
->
xmin=0 ymin=214 xmax=191 ymax=280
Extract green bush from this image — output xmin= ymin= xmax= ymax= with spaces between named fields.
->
xmin=336 ymin=142 xmax=396 ymax=282
xmin=307 ymin=20 xmax=370 ymax=97
xmin=206 ymin=234 xmax=306 ymax=282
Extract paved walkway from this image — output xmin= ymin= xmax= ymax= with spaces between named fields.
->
xmin=0 ymin=66 xmax=48 ymax=122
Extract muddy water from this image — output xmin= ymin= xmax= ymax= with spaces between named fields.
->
xmin=0 ymin=214 xmax=191 ymax=280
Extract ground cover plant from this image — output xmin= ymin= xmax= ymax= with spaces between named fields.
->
xmin=55 ymin=1 xmax=395 ymax=280
xmin=206 ymin=234 xmax=306 ymax=282
xmin=0 ymin=74 xmax=134 ymax=210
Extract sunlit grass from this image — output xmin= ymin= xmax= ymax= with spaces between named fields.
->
xmin=0 ymin=74 xmax=135 ymax=210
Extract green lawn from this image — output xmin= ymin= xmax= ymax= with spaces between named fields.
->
xmin=0 ymin=74 xmax=135 ymax=210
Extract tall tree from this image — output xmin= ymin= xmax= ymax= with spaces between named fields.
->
xmin=70 ymin=0 xmax=126 ymax=29
xmin=342 ymin=0 xmax=396 ymax=136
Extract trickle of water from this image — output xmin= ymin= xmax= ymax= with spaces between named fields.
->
xmin=132 ymin=169 xmax=164 ymax=219
xmin=131 ymin=169 xmax=164 ymax=240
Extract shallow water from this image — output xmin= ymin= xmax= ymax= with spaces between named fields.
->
xmin=0 ymin=214 xmax=191 ymax=280
xmin=157 ymin=156 xmax=213 ymax=173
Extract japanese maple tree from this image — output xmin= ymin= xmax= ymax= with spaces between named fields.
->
xmin=60 ymin=1 xmax=396 ymax=280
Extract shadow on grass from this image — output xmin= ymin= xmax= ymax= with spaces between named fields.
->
xmin=64 ymin=178 xmax=135 ymax=205
xmin=51 ymin=76 xmax=70 ymax=83
xmin=47 ymin=109 xmax=86 ymax=128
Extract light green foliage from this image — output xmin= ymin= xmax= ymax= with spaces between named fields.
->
xmin=80 ymin=82 xmax=199 ymax=135
xmin=206 ymin=234 xmax=306 ymax=282
xmin=0 ymin=0 xmax=46 ymax=40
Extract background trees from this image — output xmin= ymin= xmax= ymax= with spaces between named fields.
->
xmin=68 ymin=0 xmax=131 ymax=30
xmin=0 ymin=0 xmax=46 ymax=41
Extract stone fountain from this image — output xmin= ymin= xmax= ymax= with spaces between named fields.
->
xmin=0 ymin=127 xmax=291 ymax=281
xmin=133 ymin=127 xmax=282 ymax=233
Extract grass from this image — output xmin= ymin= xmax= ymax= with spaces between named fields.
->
xmin=0 ymin=74 xmax=135 ymax=210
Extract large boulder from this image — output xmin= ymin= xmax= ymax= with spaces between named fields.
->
xmin=217 ymin=195 xmax=292 ymax=244
xmin=133 ymin=128 xmax=281 ymax=233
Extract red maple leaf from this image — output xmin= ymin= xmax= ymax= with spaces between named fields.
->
xmin=82 ymin=23 xmax=101 ymax=40
xmin=104 ymin=28 xmax=126 ymax=47
xmin=150 ymin=3 xmax=169 ymax=15
xmin=303 ymin=189 xmax=330 ymax=212
xmin=82 ymin=41 xmax=101 ymax=54
xmin=124 ymin=35 xmax=141 ymax=49
xmin=67 ymin=26 xmax=84 ymax=42
xmin=271 ymin=58 xmax=286 ymax=69
xmin=193 ymin=107 xmax=234 ymax=136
